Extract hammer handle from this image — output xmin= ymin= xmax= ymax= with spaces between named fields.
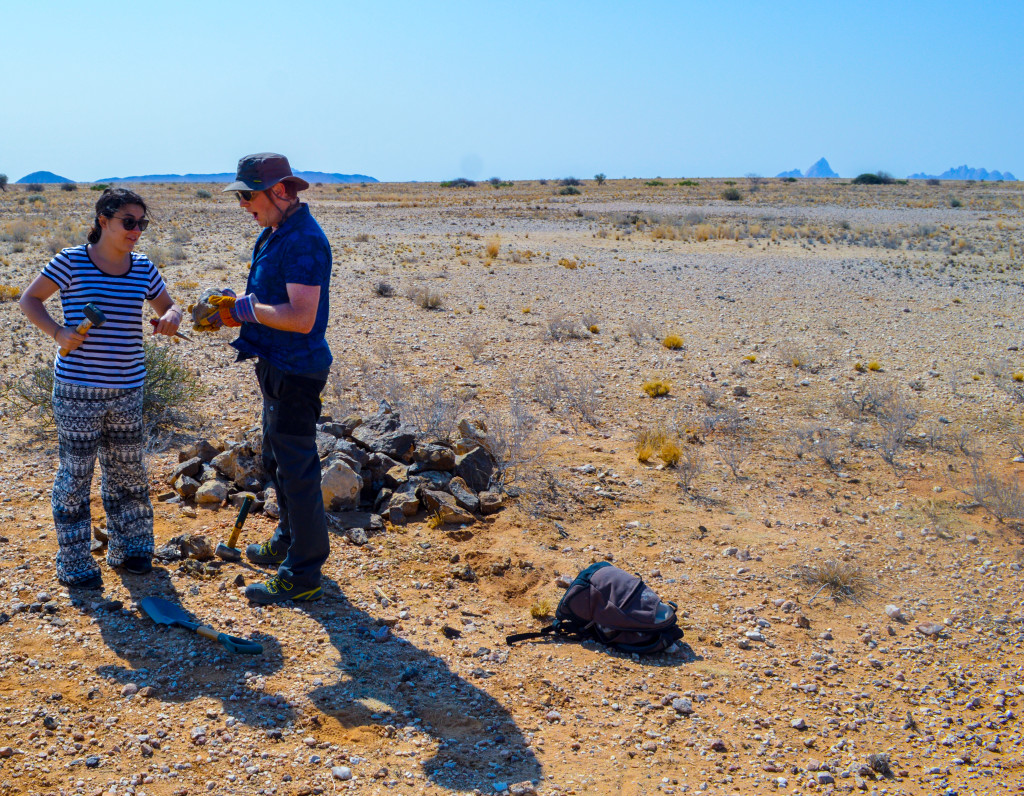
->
xmin=225 ymin=495 xmax=253 ymax=549
xmin=58 ymin=319 xmax=94 ymax=357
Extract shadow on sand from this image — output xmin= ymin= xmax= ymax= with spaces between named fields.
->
xmin=85 ymin=568 xmax=542 ymax=791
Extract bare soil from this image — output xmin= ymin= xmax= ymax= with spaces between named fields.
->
xmin=1 ymin=178 xmax=1023 ymax=796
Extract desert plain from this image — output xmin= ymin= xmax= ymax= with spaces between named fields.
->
xmin=0 ymin=176 xmax=1023 ymax=796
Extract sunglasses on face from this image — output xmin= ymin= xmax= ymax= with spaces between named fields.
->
xmin=113 ymin=215 xmax=150 ymax=231
xmin=235 ymin=190 xmax=260 ymax=202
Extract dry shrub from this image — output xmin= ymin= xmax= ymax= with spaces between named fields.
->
xmin=635 ymin=424 xmax=669 ymax=462
xmin=530 ymin=599 xmax=554 ymax=620
xmin=485 ymin=236 xmax=501 ymax=259
xmin=659 ymin=439 xmax=682 ymax=467
xmin=407 ymin=285 xmax=444 ymax=309
xmin=791 ymin=559 xmax=873 ymax=604
xmin=662 ymin=334 xmax=684 ymax=350
xmin=965 ymin=462 xmax=1024 ymax=524
xmin=642 ymin=378 xmax=671 ymax=398
xmin=0 ymin=285 xmax=20 ymax=302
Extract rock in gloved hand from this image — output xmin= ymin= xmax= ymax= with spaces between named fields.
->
xmin=190 ymin=288 xmax=235 ymax=331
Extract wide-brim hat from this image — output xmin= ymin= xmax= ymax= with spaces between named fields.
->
xmin=222 ymin=152 xmax=310 ymax=193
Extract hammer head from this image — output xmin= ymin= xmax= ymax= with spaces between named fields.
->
xmin=215 ymin=542 xmax=242 ymax=562
xmin=83 ymin=303 xmax=107 ymax=327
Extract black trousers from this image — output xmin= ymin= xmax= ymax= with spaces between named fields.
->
xmin=255 ymin=359 xmax=330 ymax=586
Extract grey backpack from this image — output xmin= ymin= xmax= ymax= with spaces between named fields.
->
xmin=506 ymin=562 xmax=683 ymax=655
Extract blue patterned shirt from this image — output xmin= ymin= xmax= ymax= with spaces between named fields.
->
xmin=231 ymin=203 xmax=333 ymax=374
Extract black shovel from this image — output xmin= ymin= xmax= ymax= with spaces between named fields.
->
xmin=139 ymin=596 xmax=263 ymax=655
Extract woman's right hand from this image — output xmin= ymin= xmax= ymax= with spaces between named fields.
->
xmin=55 ymin=326 xmax=87 ymax=352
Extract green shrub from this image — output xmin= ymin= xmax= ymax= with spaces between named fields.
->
xmin=645 ymin=180 xmax=665 ymax=187
xmin=60 ymin=182 xmax=78 ymax=192
xmin=594 ymin=173 xmax=606 ymax=185
xmin=560 ymin=177 xmax=582 ymax=187
xmin=950 ymin=197 xmax=963 ymax=208
xmin=440 ymin=177 xmax=476 ymax=188
xmin=782 ymin=177 xmax=797 ymax=183
xmin=4 ymin=341 xmax=204 ymax=433
xmin=852 ymin=172 xmax=895 ymax=185
xmin=558 ymin=186 xmax=581 ymax=195
xmin=90 ymin=183 xmax=110 ymax=191
xmin=721 ymin=187 xmax=742 ymax=201
xmin=196 ymin=189 xmax=212 ymax=199
xmin=677 ymin=179 xmax=699 ymax=187
xmin=22 ymin=183 xmax=44 ymax=192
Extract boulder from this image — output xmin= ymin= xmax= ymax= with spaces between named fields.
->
xmin=321 ymin=460 xmax=362 ymax=511
xmin=325 ymin=511 xmax=384 ymax=546
xmin=414 ymin=443 xmax=456 ymax=471
xmin=422 ymin=489 xmax=475 ymax=525
xmin=479 ymin=490 xmax=505 ymax=515
xmin=179 ymin=439 xmax=221 ymax=463
xmin=415 ymin=470 xmax=453 ymax=491
xmin=387 ymin=484 xmax=420 ymax=518
xmin=351 ymin=401 xmax=416 ymax=461
xmin=156 ymin=533 xmax=214 ymax=562
xmin=316 ymin=430 xmax=340 ymax=458
xmin=262 ymin=486 xmax=280 ymax=519
xmin=173 ymin=475 xmax=201 ymax=500
xmin=455 ymin=447 xmax=494 ymax=492
xmin=169 ymin=456 xmax=202 ymax=485
xmin=384 ymin=465 xmax=409 ymax=488
xmin=447 ymin=476 xmax=480 ymax=513
xmin=195 ymin=479 xmax=229 ymax=505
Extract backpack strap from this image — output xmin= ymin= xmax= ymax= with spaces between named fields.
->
xmin=505 ymin=624 xmax=557 ymax=645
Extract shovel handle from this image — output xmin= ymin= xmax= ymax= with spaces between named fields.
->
xmin=197 ymin=624 xmax=263 ymax=655
xmin=225 ymin=495 xmax=253 ymax=550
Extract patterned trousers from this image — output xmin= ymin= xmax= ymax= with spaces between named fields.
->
xmin=52 ymin=381 xmax=154 ymax=584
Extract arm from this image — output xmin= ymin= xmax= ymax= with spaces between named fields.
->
xmin=148 ymin=288 xmax=183 ymax=336
xmin=232 ymin=284 xmax=321 ymax=334
xmin=19 ymin=274 xmax=86 ymax=351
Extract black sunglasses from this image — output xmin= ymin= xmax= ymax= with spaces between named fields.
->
xmin=113 ymin=215 xmax=150 ymax=231
xmin=235 ymin=190 xmax=261 ymax=201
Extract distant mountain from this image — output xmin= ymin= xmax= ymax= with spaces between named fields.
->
xmin=17 ymin=170 xmax=74 ymax=184
xmin=96 ymin=170 xmax=377 ymax=184
xmin=908 ymin=165 xmax=1016 ymax=182
xmin=775 ymin=157 xmax=839 ymax=179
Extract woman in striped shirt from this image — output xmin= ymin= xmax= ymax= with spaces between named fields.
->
xmin=19 ymin=188 xmax=182 ymax=589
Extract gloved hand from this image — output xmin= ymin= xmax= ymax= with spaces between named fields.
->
xmin=190 ymin=288 xmax=236 ymax=331
xmin=209 ymin=293 xmax=258 ymax=327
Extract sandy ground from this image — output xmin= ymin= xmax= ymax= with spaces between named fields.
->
xmin=1 ymin=177 xmax=1023 ymax=796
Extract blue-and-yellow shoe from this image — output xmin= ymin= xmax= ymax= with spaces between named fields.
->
xmin=245 ymin=576 xmax=322 ymax=605
xmin=245 ymin=539 xmax=286 ymax=566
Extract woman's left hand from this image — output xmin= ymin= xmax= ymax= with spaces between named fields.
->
xmin=153 ymin=307 xmax=182 ymax=337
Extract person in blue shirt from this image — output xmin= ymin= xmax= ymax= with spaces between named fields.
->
xmin=206 ymin=153 xmax=333 ymax=605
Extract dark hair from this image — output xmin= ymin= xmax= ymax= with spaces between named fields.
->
xmin=88 ymin=187 xmax=148 ymax=244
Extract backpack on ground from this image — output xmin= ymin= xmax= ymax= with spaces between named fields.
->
xmin=506 ymin=562 xmax=683 ymax=655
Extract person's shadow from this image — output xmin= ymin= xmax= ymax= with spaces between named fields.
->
xmin=80 ymin=563 xmax=290 ymax=730
xmin=303 ymin=578 xmax=542 ymax=791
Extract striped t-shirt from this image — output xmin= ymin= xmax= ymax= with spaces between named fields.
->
xmin=42 ymin=245 xmax=166 ymax=389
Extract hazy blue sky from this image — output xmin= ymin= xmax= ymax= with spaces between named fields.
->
xmin=2 ymin=1 xmax=1021 ymax=182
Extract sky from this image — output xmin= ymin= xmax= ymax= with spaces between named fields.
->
xmin=1 ymin=1 xmax=1021 ymax=183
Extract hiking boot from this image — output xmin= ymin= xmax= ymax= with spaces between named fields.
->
xmin=122 ymin=556 xmax=153 ymax=575
xmin=245 ymin=539 xmax=286 ymax=566
xmin=245 ymin=576 xmax=322 ymax=605
xmin=61 ymin=572 xmax=103 ymax=590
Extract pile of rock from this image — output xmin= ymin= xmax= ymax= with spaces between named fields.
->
xmin=165 ymin=401 xmax=505 ymax=544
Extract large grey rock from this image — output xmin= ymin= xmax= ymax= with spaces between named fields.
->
xmin=384 ymin=465 xmax=409 ymax=488
xmin=169 ymin=456 xmax=202 ymax=485
xmin=422 ymin=489 xmax=475 ymax=525
xmin=387 ymin=484 xmax=420 ymax=518
xmin=195 ymin=479 xmax=229 ymax=505
xmin=173 ymin=475 xmax=200 ymax=499
xmin=416 ymin=470 xmax=452 ymax=491
xmin=262 ymin=485 xmax=280 ymax=519
xmin=447 ymin=476 xmax=480 ymax=513
xmin=179 ymin=439 xmax=221 ymax=463
xmin=333 ymin=439 xmax=369 ymax=468
xmin=414 ymin=443 xmax=456 ymax=471
xmin=325 ymin=511 xmax=384 ymax=545
xmin=479 ymin=490 xmax=505 ymax=515
xmin=455 ymin=446 xmax=494 ymax=492
xmin=321 ymin=460 xmax=362 ymax=511
xmin=316 ymin=430 xmax=340 ymax=458
xmin=351 ymin=401 xmax=416 ymax=462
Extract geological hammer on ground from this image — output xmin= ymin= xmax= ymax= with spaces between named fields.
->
xmin=59 ymin=303 xmax=106 ymax=357
xmin=215 ymin=494 xmax=254 ymax=562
